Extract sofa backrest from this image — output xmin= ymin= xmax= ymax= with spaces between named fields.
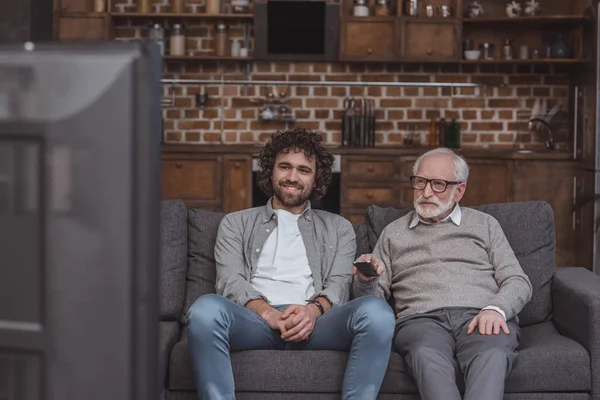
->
xmin=159 ymin=200 xmax=188 ymax=321
xmin=180 ymin=208 xmax=226 ymax=323
xmin=361 ymin=201 xmax=556 ymax=327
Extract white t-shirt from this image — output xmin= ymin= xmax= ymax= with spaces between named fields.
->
xmin=251 ymin=209 xmax=315 ymax=305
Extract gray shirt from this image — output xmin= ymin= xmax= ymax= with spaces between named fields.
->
xmin=352 ymin=207 xmax=533 ymax=322
xmin=215 ymin=198 xmax=357 ymax=307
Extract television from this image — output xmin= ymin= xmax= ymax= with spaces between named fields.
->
xmin=253 ymin=0 xmax=340 ymax=61
xmin=0 ymin=42 xmax=162 ymax=400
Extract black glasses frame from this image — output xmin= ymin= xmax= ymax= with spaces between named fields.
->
xmin=409 ymin=175 xmax=462 ymax=193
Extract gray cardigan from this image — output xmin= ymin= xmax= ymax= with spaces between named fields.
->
xmin=214 ymin=199 xmax=357 ymax=307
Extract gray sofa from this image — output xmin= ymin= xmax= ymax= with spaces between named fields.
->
xmin=159 ymin=199 xmax=600 ymax=400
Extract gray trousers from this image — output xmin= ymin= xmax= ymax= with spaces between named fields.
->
xmin=394 ymin=308 xmax=520 ymax=400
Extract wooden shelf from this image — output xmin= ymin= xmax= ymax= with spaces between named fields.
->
xmin=461 ymin=58 xmax=584 ymax=64
xmin=60 ymin=11 xmax=108 ymax=18
xmin=110 ymin=12 xmax=253 ymax=20
xmin=342 ymin=16 xmax=396 ymax=22
xmin=163 ymin=55 xmax=253 ymax=61
xmin=463 ymin=15 xmax=590 ymax=24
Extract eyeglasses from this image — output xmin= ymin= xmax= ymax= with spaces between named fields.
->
xmin=410 ymin=176 xmax=462 ymax=193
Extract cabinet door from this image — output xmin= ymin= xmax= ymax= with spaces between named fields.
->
xmin=161 ymin=155 xmax=222 ymax=207
xmin=513 ymin=161 xmax=577 ymax=268
xmin=58 ymin=17 xmax=106 ymax=40
xmin=402 ymin=21 xmax=459 ymax=61
xmin=340 ymin=20 xmax=397 ymax=61
xmin=460 ymin=159 xmax=513 ymax=207
xmin=223 ymin=155 xmax=252 ymax=214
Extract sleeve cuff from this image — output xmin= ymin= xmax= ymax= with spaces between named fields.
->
xmin=482 ymin=305 xmax=506 ymax=320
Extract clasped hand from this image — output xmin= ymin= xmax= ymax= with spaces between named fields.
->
xmin=264 ymin=304 xmax=320 ymax=343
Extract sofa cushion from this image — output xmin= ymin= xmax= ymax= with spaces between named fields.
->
xmin=506 ymin=322 xmax=590 ymax=392
xmin=363 ymin=201 xmax=555 ymax=327
xmin=181 ymin=208 xmax=225 ymax=323
xmin=168 ymin=320 xmax=590 ymax=393
xmin=160 ymin=200 xmax=188 ymax=320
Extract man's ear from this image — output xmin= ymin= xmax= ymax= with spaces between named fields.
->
xmin=454 ymin=182 xmax=467 ymax=202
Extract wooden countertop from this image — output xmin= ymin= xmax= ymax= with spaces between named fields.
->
xmin=162 ymin=144 xmax=576 ymax=161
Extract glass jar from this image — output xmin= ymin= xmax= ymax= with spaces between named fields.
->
xmin=353 ymin=0 xmax=369 ymax=17
xmin=171 ymin=0 xmax=185 ymax=13
xmin=375 ymin=0 xmax=390 ymax=16
xmin=214 ymin=24 xmax=229 ymax=56
xmin=148 ymin=24 xmax=165 ymax=56
xmin=169 ymin=24 xmax=185 ymax=56
xmin=138 ymin=0 xmax=150 ymax=13
xmin=206 ymin=0 xmax=220 ymax=14
xmin=93 ymin=0 xmax=106 ymax=12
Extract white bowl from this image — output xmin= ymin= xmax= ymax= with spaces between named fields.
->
xmin=464 ymin=50 xmax=481 ymax=60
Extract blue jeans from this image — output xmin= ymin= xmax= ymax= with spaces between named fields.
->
xmin=187 ymin=294 xmax=395 ymax=400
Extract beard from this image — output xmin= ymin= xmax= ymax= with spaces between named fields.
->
xmin=414 ymin=188 xmax=456 ymax=220
xmin=273 ymin=180 xmax=312 ymax=209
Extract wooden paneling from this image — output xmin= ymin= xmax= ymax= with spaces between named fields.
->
xmin=513 ymin=160 xmax=577 ymax=267
xmin=461 ymin=159 xmax=513 ymax=207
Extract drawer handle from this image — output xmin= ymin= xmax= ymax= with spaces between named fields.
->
xmin=366 ymin=192 xmax=374 ymax=199
xmin=367 ymin=165 xmax=374 ymax=172
xmin=427 ymin=49 xmax=433 ymax=55
xmin=367 ymin=48 xmax=373 ymax=55
xmin=234 ymin=162 xmax=241 ymax=169
xmin=175 ymin=162 xmax=183 ymax=169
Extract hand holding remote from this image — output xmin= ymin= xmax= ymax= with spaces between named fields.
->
xmin=353 ymin=254 xmax=384 ymax=281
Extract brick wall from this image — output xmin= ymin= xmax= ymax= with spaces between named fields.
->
xmin=113 ymin=1 xmax=571 ymax=148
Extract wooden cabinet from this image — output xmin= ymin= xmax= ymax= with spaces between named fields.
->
xmin=340 ymin=20 xmax=397 ymax=61
xmin=460 ymin=159 xmax=513 ymax=207
xmin=513 ymin=160 xmax=577 ymax=267
xmin=340 ymin=155 xmax=403 ymax=223
xmin=161 ymin=151 xmax=251 ymax=213
xmin=402 ymin=21 xmax=460 ymax=61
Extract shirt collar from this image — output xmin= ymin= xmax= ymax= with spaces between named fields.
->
xmin=409 ymin=203 xmax=462 ymax=228
xmin=261 ymin=197 xmax=312 ymax=224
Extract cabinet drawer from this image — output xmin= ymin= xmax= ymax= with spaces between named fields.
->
xmin=341 ymin=21 xmax=396 ymax=61
xmin=161 ymin=159 xmax=221 ymax=201
xmin=403 ymin=21 xmax=458 ymax=61
xmin=344 ymin=159 xmax=396 ymax=181
xmin=400 ymin=156 xmax=418 ymax=180
xmin=345 ymin=187 xmax=396 ymax=206
xmin=341 ymin=210 xmax=366 ymax=225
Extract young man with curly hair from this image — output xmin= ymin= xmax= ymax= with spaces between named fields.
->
xmin=186 ymin=128 xmax=395 ymax=400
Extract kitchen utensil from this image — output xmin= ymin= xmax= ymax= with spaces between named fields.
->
xmin=464 ymin=50 xmax=480 ymax=60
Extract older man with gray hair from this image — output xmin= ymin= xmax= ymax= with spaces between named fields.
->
xmin=352 ymin=147 xmax=533 ymax=400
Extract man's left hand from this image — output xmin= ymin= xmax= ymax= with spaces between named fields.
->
xmin=467 ymin=309 xmax=510 ymax=335
xmin=280 ymin=304 xmax=319 ymax=342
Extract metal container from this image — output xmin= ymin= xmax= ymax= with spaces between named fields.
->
xmin=406 ymin=0 xmax=419 ymax=16
xmin=480 ymin=42 xmax=495 ymax=60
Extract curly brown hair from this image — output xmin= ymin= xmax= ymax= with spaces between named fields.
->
xmin=257 ymin=128 xmax=334 ymax=200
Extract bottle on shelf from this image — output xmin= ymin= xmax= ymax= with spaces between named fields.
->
xmin=214 ymin=24 xmax=229 ymax=56
xmin=446 ymin=119 xmax=461 ymax=149
xmin=428 ymin=117 xmax=438 ymax=147
xmin=169 ymin=24 xmax=186 ymax=56
xmin=437 ymin=118 xmax=447 ymax=147
xmin=148 ymin=24 xmax=165 ymax=56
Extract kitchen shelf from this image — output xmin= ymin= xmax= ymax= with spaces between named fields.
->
xmin=463 ymin=15 xmax=590 ymax=24
xmin=110 ymin=12 xmax=253 ymax=20
xmin=163 ymin=55 xmax=253 ymax=61
xmin=461 ymin=58 xmax=585 ymax=64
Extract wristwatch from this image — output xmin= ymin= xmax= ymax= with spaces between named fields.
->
xmin=308 ymin=299 xmax=325 ymax=316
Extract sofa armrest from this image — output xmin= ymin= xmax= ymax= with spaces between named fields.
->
xmin=159 ymin=321 xmax=180 ymax=399
xmin=552 ymin=267 xmax=600 ymax=399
